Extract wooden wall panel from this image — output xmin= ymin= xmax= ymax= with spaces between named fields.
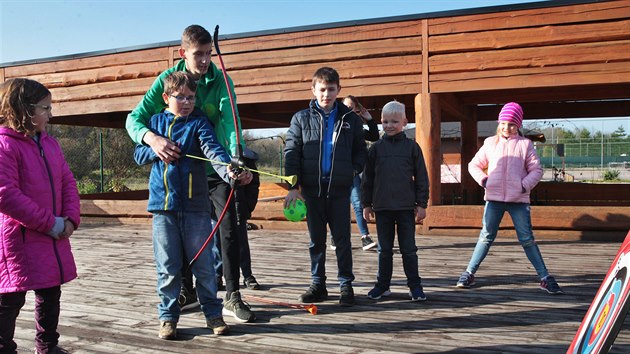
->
xmin=218 ymin=20 xmax=423 ymax=53
xmin=221 ymin=37 xmax=421 ymax=70
xmin=54 ymin=95 xmax=144 ymax=116
xmin=235 ymin=74 xmax=421 ymax=104
xmin=430 ymin=40 xmax=630 ymax=74
xmin=229 ymin=56 xmax=421 ymax=88
xmin=428 ymin=0 xmax=630 ymax=35
xmin=25 ymin=61 xmax=168 ymax=88
xmin=4 ymin=48 xmax=169 ymax=77
xmin=430 ymin=61 xmax=630 ymax=93
xmin=429 ymin=19 xmax=630 ymax=54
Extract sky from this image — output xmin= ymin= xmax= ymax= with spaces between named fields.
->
xmin=0 ymin=0 xmax=627 ymax=135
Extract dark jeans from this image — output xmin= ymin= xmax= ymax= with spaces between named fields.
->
xmin=374 ymin=210 xmax=422 ymax=289
xmin=304 ymin=194 xmax=355 ymax=288
xmin=207 ymin=174 xmax=240 ymax=294
xmin=0 ymin=286 xmax=61 ymax=354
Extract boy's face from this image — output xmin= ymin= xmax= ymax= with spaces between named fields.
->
xmin=179 ymin=43 xmax=213 ymax=78
xmin=311 ymin=80 xmax=340 ymax=112
xmin=381 ymin=112 xmax=407 ymax=136
xmin=163 ymin=86 xmax=196 ymax=117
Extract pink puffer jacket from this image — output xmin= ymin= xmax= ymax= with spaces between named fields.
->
xmin=468 ymin=134 xmax=542 ymax=204
xmin=0 ymin=127 xmax=80 ymax=293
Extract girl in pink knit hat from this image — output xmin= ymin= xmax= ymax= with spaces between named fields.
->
xmin=455 ymin=102 xmax=563 ymax=294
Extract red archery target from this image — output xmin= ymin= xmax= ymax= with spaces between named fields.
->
xmin=568 ymin=231 xmax=630 ymax=354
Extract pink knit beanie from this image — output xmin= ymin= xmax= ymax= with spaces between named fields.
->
xmin=498 ymin=102 xmax=523 ymax=128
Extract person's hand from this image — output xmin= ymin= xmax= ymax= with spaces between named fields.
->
xmin=60 ymin=219 xmax=76 ymax=239
xmin=143 ymin=131 xmax=181 ymax=164
xmin=358 ymin=106 xmax=372 ymax=121
xmin=363 ymin=206 xmax=374 ymax=223
xmin=284 ymin=189 xmax=303 ymax=208
xmin=415 ymin=206 xmax=426 ymax=224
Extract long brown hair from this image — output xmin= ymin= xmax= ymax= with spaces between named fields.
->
xmin=0 ymin=78 xmax=51 ymax=136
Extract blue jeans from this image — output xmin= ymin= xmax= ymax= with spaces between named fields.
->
xmin=152 ymin=211 xmax=222 ymax=322
xmin=304 ymin=194 xmax=355 ymax=288
xmin=465 ymin=201 xmax=549 ymax=279
xmin=350 ymin=174 xmax=370 ymax=236
xmin=374 ymin=210 xmax=421 ymax=288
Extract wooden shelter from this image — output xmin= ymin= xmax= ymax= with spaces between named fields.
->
xmin=2 ymin=0 xmax=629 ymax=237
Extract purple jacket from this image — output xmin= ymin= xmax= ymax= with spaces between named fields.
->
xmin=468 ymin=134 xmax=542 ymax=204
xmin=0 ymin=127 xmax=80 ymax=293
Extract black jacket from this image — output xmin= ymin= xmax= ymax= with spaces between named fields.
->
xmin=284 ymin=100 xmax=367 ymax=198
xmin=361 ymin=132 xmax=429 ymax=210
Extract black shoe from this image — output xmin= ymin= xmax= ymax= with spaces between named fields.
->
xmin=298 ymin=283 xmax=328 ymax=303
xmin=339 ymin=285 xmax=356 ymax=307
xmin=217 ymin=276 xmax=226 ymax=291
xmin=244 ymin=275 xmax=261 ymax=290
xmin=178 ymin=287 xmax=199 ymax=311
xmin=361 ymin=235 xmax=377 ymax=250
xmin=222 ymin=291 xmax=256 ymax=323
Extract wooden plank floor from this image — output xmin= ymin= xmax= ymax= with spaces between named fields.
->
xmin=13 ymin=222 xmax=630 ymax=353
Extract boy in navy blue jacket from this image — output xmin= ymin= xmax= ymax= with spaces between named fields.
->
xmin=284 ymin=67 xmax=367 ymax=307
xmin=134 ymin=71 xmax=237 ymax=340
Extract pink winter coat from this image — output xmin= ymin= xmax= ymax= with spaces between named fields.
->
xmin=468 ymin=134 xmax=543 ymax=204
xmin=0 ymin=127 xmax=80 ymax=293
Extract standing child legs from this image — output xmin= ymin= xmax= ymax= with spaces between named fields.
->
xmin=374 ymin=210 xmax=396 ymax=289
xmin=0 ymin=291 xmax=26 ymax=353
xmin=152 ymin=211 xmax=185 ymax=323
xmin=182 ymin=212 xmax=223 ymax=320
xmin=374 ymin=211 xmax=421 ymax=289
xmin=350 ymin=175 xmax=370 ymax=237
xmin=33 ymin=286 xmax=62 ymax=353
xmin=465 ymin=201 xmax=505 ymax=274
xmin=508 ymin=203 xmax=549 ymax=279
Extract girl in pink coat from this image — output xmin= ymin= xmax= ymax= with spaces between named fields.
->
xmin=455 ymin=102 xmax=563 ymax=294
xmin=0 ymin=78 xmax=80 ymax=354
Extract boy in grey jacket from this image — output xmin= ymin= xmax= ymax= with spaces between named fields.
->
xmin=361 ymin=101 xmax=429 ymax=302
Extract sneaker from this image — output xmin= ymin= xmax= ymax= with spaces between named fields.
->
xmin=206 ymin=316 xmax=230 ymax=335
xmin=330 ymin=238 xmax=336 ymax=250
xmin=361 ymin=235 xmax=377 ymax=250
xmin=456 ymin=271 xmax=475 ymax=288
xmin=298 ymin=283 xmax=328 ymax=303
xmin=339 ymin=285 xmax=356 ymax=307
xmin=216 ymin=276 xmax=226 ymax=291
xmin=158 ymin=320 xmax=177 ymax=340
xmin=540 ymin=275 xmax=564 ymax=294
xmin=409 ymin=286 xmax=427 ymax=301
xmin=367 ymin=286 xmax=391 ymax=300
xmin=178 ymin=287 xmax=199 ymax=311
xmin=222 ymin=291 xmax=256 ymax=323
xmin=244 ymin=275 xmax=261 ymax=290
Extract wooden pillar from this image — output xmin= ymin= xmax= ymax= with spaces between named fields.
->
xmin=415 ymin=93 xmax=441 ymax=207
xmin=460 ymin=108 xmax=479 ymax=204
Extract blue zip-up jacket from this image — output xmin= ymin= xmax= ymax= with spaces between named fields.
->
xmin=134 ymin=108 xmax=231 ymax=212
xmin=284 ymin=99 xmax=367 ymax=198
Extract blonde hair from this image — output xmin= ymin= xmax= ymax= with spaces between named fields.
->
xmin=0 ymin=78 xmax=51 ymax=136
xmin=381 ymin=101 xmax=406 ymax=120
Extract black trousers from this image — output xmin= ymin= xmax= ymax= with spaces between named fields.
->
xmin=0 ymin=286 xmax=61 ymax=354
xmin=207 ymin=175 xmax=241 ymax=294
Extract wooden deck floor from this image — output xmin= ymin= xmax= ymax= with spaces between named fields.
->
xmin=13 ymin=222 xmax=630 ymax=353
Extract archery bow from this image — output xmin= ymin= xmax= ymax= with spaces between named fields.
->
xmin=188 ymin=25 xmax=244 ymax=269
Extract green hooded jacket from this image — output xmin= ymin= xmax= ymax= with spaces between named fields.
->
xmin=125 ymin=60 xmax=244 ymax=175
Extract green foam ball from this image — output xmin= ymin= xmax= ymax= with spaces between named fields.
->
xmin=284 ymin=199 xmax=307 ymax=222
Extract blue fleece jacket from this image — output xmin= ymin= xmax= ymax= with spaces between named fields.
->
xmin=134 ymin=108 xmax=231 ymax=212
